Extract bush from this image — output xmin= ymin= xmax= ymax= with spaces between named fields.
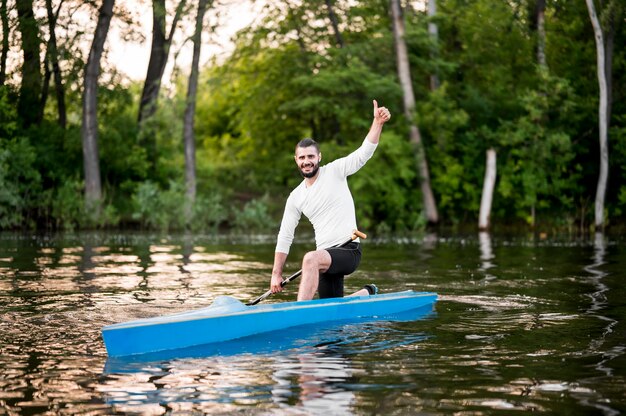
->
xmin=132 ymin=181 xmax=183 ymax=231
xmin=51 ymin=179 xmax=84 ymax=230
xmin=232 ymin=195 xmax=276 ymax=232
xmin=190 ymin=192 xmax=228 ymax=232
xmin=0 ymin=137 xmax=41 ymax=228
xmin=132 ymin=180 xmax=227 ymax=232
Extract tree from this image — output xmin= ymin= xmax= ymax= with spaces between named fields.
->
xmin=16 ymin=0 xmax=42 ymax=127
xmin=478 ymin=148 xmax=496 ymax=230
xmin=599 ymin=1 xmax=621 ymax=126
xmin=496 ymin=71 xmax=577 ymax=226
xmin=533 ymin=0 xmax=547 ymax=67
xmin=585 ymin=0 xmax=609 ymax=229
xmin=82 ymin=0 xmax=115 ymax=216
xmin=138 ymin=0 xmax=187 ymax=124
xmin=390 ymin=0 xmax=438 ymax=224
xmin=428 ymin=0 xmax=440 ymax=90
xmin=325 ymin=0 xmax=344 ymax=48
xmin=138 ymin=0 xmax=188 ymax=173
xmin=45 ymin=0 xmax=67 ymax=128
xmin=0 ymin=0 xmax=8 ymax=86
xmin=183 ymin=0 xmax=211 ymax=219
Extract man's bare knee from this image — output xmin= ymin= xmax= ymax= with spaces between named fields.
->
xmin=302 ymin=250 xmax=331 ymax=272
xmin=302 ymin=251 xmax=318 ymax=268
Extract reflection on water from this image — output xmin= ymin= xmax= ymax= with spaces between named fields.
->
xmin=0 ymin=232 xmax=625 ymax=414
xmin=478 ymin=232 xmax=496 ymax=283
xmin=103 ymin=306 xmax=434 ymax=373
xmin=579 ymin=233 xmax=622 ymax=416
xmin=100 ymin=318 xmax=432 ymax=415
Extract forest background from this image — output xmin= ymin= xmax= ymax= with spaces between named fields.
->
xmin=0 ymin=0 xmax=624 ymax=235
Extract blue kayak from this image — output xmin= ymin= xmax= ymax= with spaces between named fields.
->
xmin=102 ymin=290 xmax=437 ymax=357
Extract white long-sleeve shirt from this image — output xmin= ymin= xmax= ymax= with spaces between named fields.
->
xmin=275 ymin=139 xmax=378 ymax=254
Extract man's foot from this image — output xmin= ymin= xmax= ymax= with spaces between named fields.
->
xmin=363 ymin=283 xmax=378 ymax=295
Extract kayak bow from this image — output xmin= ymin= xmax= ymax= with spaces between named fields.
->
xmin=102 ymin=290 xmax=437 ymax=357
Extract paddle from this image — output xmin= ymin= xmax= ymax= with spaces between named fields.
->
xmin=246 ymin=230 xmax=367 ymax=306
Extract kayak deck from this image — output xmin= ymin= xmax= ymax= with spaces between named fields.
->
xmin=102 ymin=290 xmax=437 ymax=357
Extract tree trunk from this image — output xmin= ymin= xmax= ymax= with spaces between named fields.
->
xmin=45 ymin=0 xmax=67 ymax=128
xmin=479 ymin=149 xmax=496 ymax=230
xmin=138 ymin=0 xmax=187 ymax=173
xmin=325 ymin=0 xmax=344 ymax=48
xmin=604 ymin=19 xmax=613 ymax=125
xmin=183 ymin=0 xmax=210 ymax=220
xmin=603 ymin=0 xmax=621 ymax=130
xmin=585 ymin=0 xmax=609 ymax=229
xmin=390 ymin=0 xmax=438 ymax=224
xmin=0 ymin=0 xmax=8 ymax=86
xmin=40 ymin=53 xmax=51 ymax=121
xmin=82 ymin=0 xmax=115 ymax=216
xmin=535 ymin=0 xmax=547 ymax=67
xmin=16 ymin=0 xmax=42 ymax=127
xmin=427 ymin=0 xmax=439 ymax=90
xmin=138 ymin=0 xmax=187 ymax=124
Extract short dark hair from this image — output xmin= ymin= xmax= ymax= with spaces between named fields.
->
xmin=295 ymin=138 xmax=320 ymax=154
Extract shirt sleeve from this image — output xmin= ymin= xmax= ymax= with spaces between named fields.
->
xmin=275 ymin=193 xmax=301 ymax=254
xmin=330 ymin=139 xmax=378 ymax=177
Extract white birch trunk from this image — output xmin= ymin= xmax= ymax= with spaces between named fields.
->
xmin=585 ymin=0 xmax=609 ymax=229
xmin=479 ymin=148 xmax=496 ymax=230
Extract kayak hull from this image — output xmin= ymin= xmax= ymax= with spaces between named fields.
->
xmin=102 ymin=290 xmax=437 ymax=357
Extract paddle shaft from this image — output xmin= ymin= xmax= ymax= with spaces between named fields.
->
xmin=246 ymin=230 xmax=367 ymax=306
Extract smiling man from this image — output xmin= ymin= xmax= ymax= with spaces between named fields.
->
xmin=270 ymin=100 xmax=391 ymax=301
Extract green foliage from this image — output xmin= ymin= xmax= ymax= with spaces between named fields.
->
xmin=0 ymin=137 xmax=41 ymax=228
xmin=612 ymin=117 xmax=626 ymax=217
xmin=417 ymin=84 xmax=476 ymax=222
xmin=495 ymin=70 xmax=579 ymax=225
xmin=46 ymin=178 xmax=120 ymax=230
xmin=141 ymin=92 xmax=186 ymax=184
xmin=0 ymin=88 xmax=18 ymax=138
xmin=132 ymin=181 xmax=185 ymax=231
xmin=191 ymin=193 xmax=228 ymax=232
xmin=50 ymin=179 xmax=84 ymax=230
xmin=283 ymin=58 xmax=401 ymax=140
xmin=348 ymin=131 xmax=422 ymax=232
xmin=232 ymin=195 xmax=276 ymax=233
xmin=97 ymin=83 xmax=150 ymax=186
xmin=132 ymin=181 xmax=227 ymax=232
xmin=2 ymin=0 xmax=626 ymax=231
xmin=0 ymin=89 xmax=41 ymax=228
xmin=439 ymin=0 xmax=536 ymax=125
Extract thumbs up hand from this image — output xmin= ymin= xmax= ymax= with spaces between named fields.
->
xmin=373 ymin=100 xmax=391 ymax=124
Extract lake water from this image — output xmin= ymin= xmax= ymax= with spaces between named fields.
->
xmin=0 ymin=232 xmax=624 ymax=415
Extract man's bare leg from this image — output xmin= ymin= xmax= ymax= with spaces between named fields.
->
xmin=297 ymin=250 xmax=332 ymax=301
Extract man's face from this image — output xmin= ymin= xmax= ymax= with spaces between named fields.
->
xmin=295 ymin=146 xmax=321 ymax=178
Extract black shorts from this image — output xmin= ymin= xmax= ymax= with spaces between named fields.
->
xmin=318 ymin=242 xmax=362 ymax=299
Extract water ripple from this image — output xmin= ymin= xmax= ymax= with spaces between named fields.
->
xmin=1 ymin=233 xmax=624 ymax=414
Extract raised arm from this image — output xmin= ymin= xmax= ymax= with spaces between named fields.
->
xmin=333 ymin=100 xmax=392 ymax=177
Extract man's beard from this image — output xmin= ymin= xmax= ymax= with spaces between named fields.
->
xmin=299 ymin=162 xmax=320 ymax=178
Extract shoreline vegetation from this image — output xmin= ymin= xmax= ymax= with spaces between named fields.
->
xmin=0 ymin=1 xmax=624 ymax=234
